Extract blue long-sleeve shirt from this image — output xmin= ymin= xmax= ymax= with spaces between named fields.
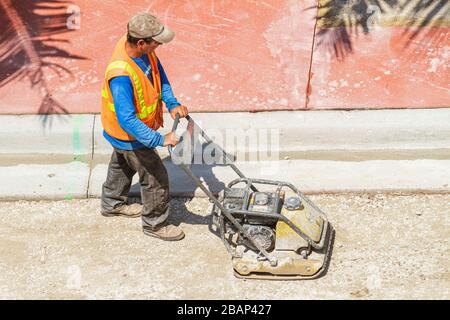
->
xmin=103 ymin=55 xmax=181 ymax=150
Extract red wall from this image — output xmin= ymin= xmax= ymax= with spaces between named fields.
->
xmin=0 ymin=0 xmax=448 ymax=114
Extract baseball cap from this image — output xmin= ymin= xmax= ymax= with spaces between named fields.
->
xmin=127 ymin=12 xmax=175 ymax=43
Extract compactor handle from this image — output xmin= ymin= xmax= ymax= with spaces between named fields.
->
xmin=168 ymin=113 xmax=190 ymax=155
xmin=171 ymin=113 xmax=181 ymax=135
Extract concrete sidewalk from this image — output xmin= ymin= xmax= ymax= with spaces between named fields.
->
xmin=0 ymin=109 xmax=449 ymax=199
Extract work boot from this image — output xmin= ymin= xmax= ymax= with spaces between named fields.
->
xmin=143 ymin=224 xmax=185 ymax=241
xmin=101 ymin=203 xmax=142 ymax=218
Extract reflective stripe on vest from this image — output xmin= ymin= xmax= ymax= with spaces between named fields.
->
xmin=104 ymin=60 xmax=162 ymax=120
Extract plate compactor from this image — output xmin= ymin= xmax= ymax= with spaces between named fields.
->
xmin=169 ymin=114 xmax=334 ymax=280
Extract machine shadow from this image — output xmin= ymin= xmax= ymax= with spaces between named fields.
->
xmin=127 ymin=140 xmax=234 ymax=229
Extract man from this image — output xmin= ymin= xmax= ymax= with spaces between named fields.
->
xmin=100 ymin=12 xmax=188 ymax=241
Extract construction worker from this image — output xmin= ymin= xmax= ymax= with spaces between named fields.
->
xmin=100 ymin=12 xmax=188 ymax=241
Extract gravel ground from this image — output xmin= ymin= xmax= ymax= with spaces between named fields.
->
xmin=0 ymin=193 xmax=448 ymax=300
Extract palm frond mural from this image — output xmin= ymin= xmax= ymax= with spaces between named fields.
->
xmin=0 ymin=0 xmax=86 ymax=125
xmin=314 ymin=0 xmax=449 ymax=60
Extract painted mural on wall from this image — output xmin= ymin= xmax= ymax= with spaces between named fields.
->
xmin=0 ymin=0 xmax=448 ymax=114
xmin=310 ymin=0 xmax=449 ymax=109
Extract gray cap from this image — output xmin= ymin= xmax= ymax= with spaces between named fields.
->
xmin=127 ymin=12 xmax=175 ymax=43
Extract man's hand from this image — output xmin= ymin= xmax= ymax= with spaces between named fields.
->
xmin=163 ymin=132 xmax=180 ymax=147
xmin=170 ymin=105 xmax=188 ymax=119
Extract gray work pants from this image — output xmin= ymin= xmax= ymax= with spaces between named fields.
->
xmin=101 ymin=147 xmax=169 ymax=229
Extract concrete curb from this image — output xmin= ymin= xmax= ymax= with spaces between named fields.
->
xmin=87 ymin=159 xmax=450 ymax=198
xmin=0 ymin=162 xmax=90 ymax=200
xmin=1 ymin=109 xmax=449 ymax=199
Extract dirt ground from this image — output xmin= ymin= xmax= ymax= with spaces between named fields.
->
xmin=0 ymin=193 xmax=448 ymax=300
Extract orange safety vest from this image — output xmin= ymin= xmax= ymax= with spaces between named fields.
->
xmin=101 ymin=35 xmax=164 ymax=141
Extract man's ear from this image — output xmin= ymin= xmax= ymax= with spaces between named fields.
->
xmin=137 ymin=39 xmax=145 ymax=47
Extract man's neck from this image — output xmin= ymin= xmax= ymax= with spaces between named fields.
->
xmin=125 ymin=42 xmax=143 ymax=58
